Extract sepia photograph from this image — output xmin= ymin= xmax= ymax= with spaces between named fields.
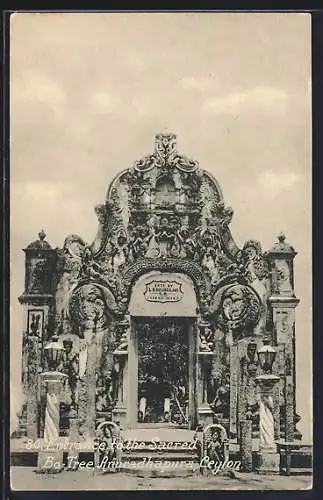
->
xmin=9 ymin=12 xmax=312 ymax=491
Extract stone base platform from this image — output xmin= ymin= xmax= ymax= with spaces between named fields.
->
xmin=10 ymin=434 xmax=313 ymax=477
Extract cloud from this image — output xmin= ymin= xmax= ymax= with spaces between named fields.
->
xmin=121 ymin=48 xmax=149 ymax=70
xmin=204 ymin=86 xmax=289 ymax=115
xmin=11 ymin=180 xmax=67 ymax=205
xmin=89 ymin=91 xmax=117 ymax=114
xmin=10 ymin=180 xmax=100 ymax=246
xmin=256 ymin=169 xmax=301 ymax=200
xmin=11 ymin=70 xmax=66 ymax=117
xmin=179 ymin=75 xmax=219 ymax=92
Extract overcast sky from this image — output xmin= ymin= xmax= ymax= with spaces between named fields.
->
xmin=10 ymin=12 xmax=311 ymax=440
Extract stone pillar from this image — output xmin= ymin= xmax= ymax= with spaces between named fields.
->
xmin=126 ymin=317 xmax=138 ymax=428
xmin=112 ymin=352 xmax=128 ymax=428
xmin=77 ymin=339 xmax=97 ymax=440
xmin=197 ymin=352 xmax=214 ymax=426
xmin=37 ymin=371 xmax=67 ymax=473
xmin=230 ymin=342 xmax=239 ymax=438
xmin=86 ymin=342 xmax=97 ymax=438
xmin=188 ymin=320 xmax=197 ymax=430
xmin=255 ymin=374 xmax=280 ymax=474
xmin=66 ymin=413 xmax=80 ymax=471
xmin=18 ymin=231 xmax=57 ymax=439
xmin=24 ymin=334 xmax=41 ymax=439
xmin=236 ymin=339 xmax=250 ymax=439
xmin=266 ymin=233 xmax=300 ymax=441
xmin=240 ymin=419 xmax=253 ymax=472
xmin=111 ymin=316 xmax=129 ymax=428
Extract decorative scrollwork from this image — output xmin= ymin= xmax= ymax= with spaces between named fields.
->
xmin=208 ymin=200 xmax=234 ymax=229
xmin=134 ymin=133 xmax=199 ymax=174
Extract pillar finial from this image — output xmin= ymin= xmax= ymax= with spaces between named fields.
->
xmin=38 ymin=229 xmax=46 ymax=241
xmin=277 ymin=232 xmax=286 ymax=244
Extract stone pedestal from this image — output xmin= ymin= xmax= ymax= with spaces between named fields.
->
xmin=255 ymin=373 xmax=280 ymax=475
xmin=197 ymin=404 xmax=214 ymax=427
xmin=37 ymin=371 xmax=67 ymax=473
xmin=37 ymin=451 xmax=65 ymax=474
xmin=255 ymin=451 xmax=280 ymax=475
xmin=112 ymin=407 xmax=127 ymax=429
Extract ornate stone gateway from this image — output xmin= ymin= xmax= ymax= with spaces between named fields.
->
xmin=17 ymin=133 xmax=301 ymax=445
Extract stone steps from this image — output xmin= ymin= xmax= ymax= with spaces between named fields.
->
xmin=101 ymin=427 xmax=200 ymax=477
xmin=118 ymin=466 xmax=201 ymax=478
xmin=123 ymin=428 xmax=195 ymax=442
xmin=122 ymin=450 xmax=198 ymax=460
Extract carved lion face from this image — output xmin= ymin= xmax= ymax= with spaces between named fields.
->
xmin=222 ymin=289 xmax=247 ymax=321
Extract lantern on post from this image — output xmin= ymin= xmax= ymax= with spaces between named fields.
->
xmin=257 ymin=337 xmax=277 ymax=375
xmin=255 ymin=337 xmax=280 ymax=474
xmin=37 ymin=335 xmax=67 ymax=473
xmin=43 ymin=334 xmax=65 ymax=372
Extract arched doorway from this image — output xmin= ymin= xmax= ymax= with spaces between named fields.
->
xmin=127 ymin=271 xmax=198 ymax=429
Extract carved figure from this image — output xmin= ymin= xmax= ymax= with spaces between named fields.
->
xmin=29 ymin=314 xmax=41 ymax=336
xmin=207 ymin=427 xmax=225 ymax=462
xmin=111 ymin=230 xmax=129 ymax=274
xmin=198 ymin=323 xmax=214 ymax=352
xmin=55 ymin=235 xmax=87 ymax=317
xmin=274 ymin=259 xmax=292 ymax=294
xmin=129 ymin=224 xmax=151 ymax=259
xmin=69 ymin=284 xmax=117 ymax=347
xmin=96 ymin=385 xmax=108 ymax=412
xmin=95 ymin=424 xmax=114 ymax=464
xmin=79 ymin=246 xmax=111 ymax=282
xmin=210 ymin=370 xmax=230 ymax=417
xmin=29 ymin=259 xmax=48 ymax=294
xmin=211 ymin=384 xmax=230 ymax=418
xmin=202 ymin=424 xmax=229 ymax=475
xmin=154 ymin=216 xmax=179 ymax=257
xmin=240 ymin=239 xmax=268 ymax=282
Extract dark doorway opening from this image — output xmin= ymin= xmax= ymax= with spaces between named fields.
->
xmin=134 ymin=317 xmax=195 ymax=428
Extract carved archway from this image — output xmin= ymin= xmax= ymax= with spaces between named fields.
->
xmin=120 ymin=258 xmax=211 ymax=314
